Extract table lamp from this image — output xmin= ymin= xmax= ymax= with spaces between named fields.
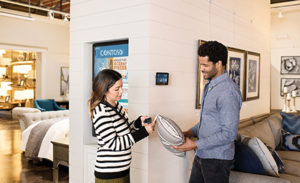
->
xmin=14 ymin=89 xmax=34 ymax=107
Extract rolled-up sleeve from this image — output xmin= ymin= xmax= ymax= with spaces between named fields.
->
xmin=190 ymin=122 xmax=200 ymax=137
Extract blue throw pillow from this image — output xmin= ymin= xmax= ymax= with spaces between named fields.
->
xmin=280 ymin=112 xmax=300 ymax=134
xmin=282 ymin=129 xmax=300 ymax=151
xmin=234 ymin=141 xmax=265 ymax=175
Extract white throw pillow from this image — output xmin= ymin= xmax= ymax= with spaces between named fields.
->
xmin=155 ymin=115 xmax=186 ymax=157
xmin=247 ymin=137 xmax=279 ymax=177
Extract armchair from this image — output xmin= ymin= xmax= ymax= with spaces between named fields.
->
xmin=33 ymin=99 xmax=66 ymax=112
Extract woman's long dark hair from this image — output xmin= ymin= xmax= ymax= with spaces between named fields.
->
xmin=88 ymin=69 xmax=122 ymax=119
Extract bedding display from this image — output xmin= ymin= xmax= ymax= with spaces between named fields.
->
xmin=21 ymin=117 xmax=68 ymax=160
xmin=19 ymin=110 xmax=69 ymax=161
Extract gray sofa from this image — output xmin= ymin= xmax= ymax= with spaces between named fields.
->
xmin=229 ymin=113 xmax=300 ymax=183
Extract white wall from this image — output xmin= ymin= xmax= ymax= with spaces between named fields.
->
xmin=69 ymin=0 xmax=270 ymax=183
xmin=271 ymin=5 xmax=300 ymax=110
xmin=147 ymin=0 xmax=270 ymax=182
xmin=0 ymin=9 xmax=69 ymax=101
xmin=69 ymin=1 xmax=151 ymax=182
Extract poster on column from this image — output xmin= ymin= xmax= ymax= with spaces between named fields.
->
xmin=93 ymin=40 xmax=129 ymax=113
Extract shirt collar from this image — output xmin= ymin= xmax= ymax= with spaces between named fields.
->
xmin=208 ymin=71 xmax=228 ymax=87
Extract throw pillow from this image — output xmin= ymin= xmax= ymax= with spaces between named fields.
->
xmin=280 ymin=112 xmax=300 ymax=134
xmin=266 ymin=145 xmax=285 ymax=173
xmin=155 ymin=115 xmax=186 ymax=157
xmin=282 ymin=129 xmax=300 ymax=151
xmin=234 ymin=141 xmax=265 ymax=175
xmin=247 ymin=137 xmax=279 ymax=177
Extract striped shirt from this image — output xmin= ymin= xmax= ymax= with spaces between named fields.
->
xmin=92 ymin=102 xmax=148 ymax=179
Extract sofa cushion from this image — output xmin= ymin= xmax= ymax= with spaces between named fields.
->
xmin=277 ymin=150 xmax=300 ymax=162
xmin=279 ymin=173 xmax=300 ymax=183
xmin=282 ymin=129 xmax=300 ymax=151
xmin=282 ymin=159 xmax=300 ymax=177
xmin=156 ymin=115 xmax=185 ymax=157
xmin=230 ymin=171 xmax=290 ymax=183
xmin=234 ymin=141 xmax=265 ymax=175
xmin=267 ymin=113 xmax=283 ymax=149
xmin=247 ymin=137 xmax=279 ymax=177
xmin=280 ymin=112 xmax=300 ymax=134
xmin=239 ymin=120 xmax=276 ymax=150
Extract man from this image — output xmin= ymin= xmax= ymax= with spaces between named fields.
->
xmin=172 ymin=41 xmax=242 ymax=183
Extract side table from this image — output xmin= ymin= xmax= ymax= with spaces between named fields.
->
xmin=56 ymin=101 xmax=69 ymax=109
xmin=51 ymin=137 xmax=69 ymax=183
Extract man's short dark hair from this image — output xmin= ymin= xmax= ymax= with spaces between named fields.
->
xmin=198 ymin=41 xmax=228 ymax=66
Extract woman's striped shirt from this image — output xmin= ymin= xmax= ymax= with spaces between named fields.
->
xmin=92 ymin=102 xmax=148 ymax=179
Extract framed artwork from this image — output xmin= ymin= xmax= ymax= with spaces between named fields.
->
xmin=280 ymin=78 xmax=300 ymax=97
xmin=227 ymin=47 xmax=246 ymax=101
xmin=281 ymin=56 xmax=300 ymax=75
xmin=60 ymin=67 xmax=69 ymax=96
xmin=5 ymin=96 xmax=10 ymax=103
xmin=245 ymin=52 xmax=260 ymax=101
xmin=196 ymin=40 xmax=207 ymax=109
xmin=20 ymin=79 xmax=25 ymax=86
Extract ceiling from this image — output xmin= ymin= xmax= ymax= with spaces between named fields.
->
xmin=271 ymin=0 xmax=298 ymax=4
xmin=0 ymin=0 xmax=70 ymax=19
xmin=0 ymin=0 xmax=297 ymax=20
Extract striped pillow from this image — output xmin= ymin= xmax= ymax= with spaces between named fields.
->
xmin=155 ymin=115 xmax=186 ymax=157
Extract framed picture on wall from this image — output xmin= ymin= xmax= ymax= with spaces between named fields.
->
xmin=5 ymin=96 xmax=10 ymax=103
xmin=60 ymin=67 xmax=69 ymax=96
xmin=245 ymin=52 xmax=260 ymax=101
xmin=227 ymin=47 xmax=246 ymax=101
xmin=280 ymin=78 xmax=300 ymax=97
xmin=281 ymin=56 xmax=300 ymax=75
xmin=196 ymin=40 xmax=207 ymax=109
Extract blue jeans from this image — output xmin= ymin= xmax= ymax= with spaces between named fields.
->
xmin=189 ymin=156 xmax=233 ymax=183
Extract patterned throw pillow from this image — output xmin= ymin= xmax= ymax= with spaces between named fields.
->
xmin=280 ymin=112 xmax=300 ymax=134
xmin=282 ymin=129 xmax=300 ymax=151
xmin=155 ymin=115 xmax=186 ymax=157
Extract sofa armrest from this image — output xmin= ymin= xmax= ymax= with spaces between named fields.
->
xmin=33 ymin=100 xmax=46 ymax=111
xmin=230 ymin=171 xmax=290 ymax=183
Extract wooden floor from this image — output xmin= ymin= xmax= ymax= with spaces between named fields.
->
xmin=0 ymin=117 xmax=69 ymax=183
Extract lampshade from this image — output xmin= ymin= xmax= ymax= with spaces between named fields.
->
xmin=14 ymin=90 xmax=34 ymax=100
xmin=0 ymin=67 xmax=6 ymax=77
xmin=0 ymin=50 xmax=5 ymax=55
xmin=0 ymin=58 xmax=11 ymax=66
xmin=24 ymin=89 xmax=34 ymax=99
xmin=0 ymin=82 xmax=12 ymax=90
xmin=14 ymin=91 xmax=25 ymax=100
xmin=13 ymin=65 xmax=32 ymax=74
xmin=0 ymin=89 xmax=8 ymax=96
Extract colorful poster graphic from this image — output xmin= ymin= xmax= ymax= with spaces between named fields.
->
xmin=94 ymin=42 xmax=129 ymax=113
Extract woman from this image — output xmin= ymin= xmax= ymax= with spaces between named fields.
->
xmin=89 ymin=69 xmax=155 ymax=183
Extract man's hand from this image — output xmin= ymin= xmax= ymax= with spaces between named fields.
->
xmin=183 ymin=130 xmax=194 ymax=138
xmin=171 ymin=137 xmax=197 ymax=152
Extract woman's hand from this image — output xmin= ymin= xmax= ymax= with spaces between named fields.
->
xmin=140 ymin=116 xmax=149 ymax=127
xmin=141 ymin=116 xmax=156 ymax=134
